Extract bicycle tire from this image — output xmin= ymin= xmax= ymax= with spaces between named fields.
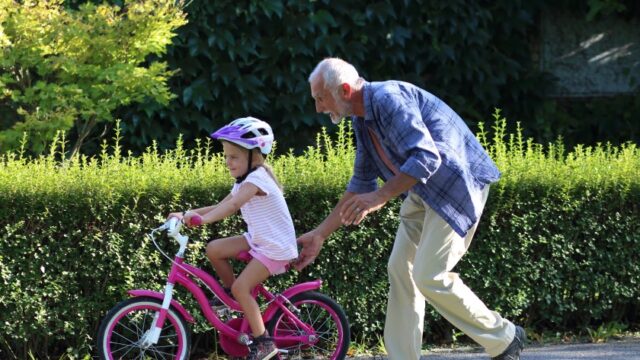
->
xmin=97 ymin=296 xmax=191 ymax=360
xmin=267 ymin=291 xmax=350 ymax=360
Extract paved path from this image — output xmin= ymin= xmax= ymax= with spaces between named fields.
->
xmin=348 ymin=339 xmax=640 ymax=359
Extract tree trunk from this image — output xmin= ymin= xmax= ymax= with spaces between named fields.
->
xmin=69 ymin=118 xmax=97 ymax=158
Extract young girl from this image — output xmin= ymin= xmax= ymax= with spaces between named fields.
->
xmin=168 ymin=117 xmax=297 ymax=360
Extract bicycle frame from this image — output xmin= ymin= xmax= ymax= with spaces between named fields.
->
xmin=131 ymin=219 xmax=323 ymax=352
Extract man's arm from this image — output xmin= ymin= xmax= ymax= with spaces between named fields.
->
xmin=340 ymin=172 xmax=417 ymax=225
xmin=294 ymin=191 xmax=356 ymax=270
xmin=295 ymin=172 xmax=417 ymax=271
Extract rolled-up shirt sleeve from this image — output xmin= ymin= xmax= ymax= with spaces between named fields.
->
xmin=346 ymin=121 xmax=379 ymax=193
xmin=379 ymin=94 xmax=441 ymax=184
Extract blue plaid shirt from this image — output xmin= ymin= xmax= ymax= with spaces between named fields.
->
xmin=346 ymin=81 xmax=501 ymax=236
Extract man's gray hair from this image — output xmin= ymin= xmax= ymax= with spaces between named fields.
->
xmin=308 ymin=58 xmax=363 ymax=96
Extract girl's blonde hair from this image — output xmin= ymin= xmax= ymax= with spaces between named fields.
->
xmin=259 ymin=162 xmax=282 ymax=191
xmin=248 ymin=146 xmax=283 ymax=191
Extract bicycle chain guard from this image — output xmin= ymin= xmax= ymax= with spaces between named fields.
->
xmin=219 ymin=318 xmax=249 ymax=357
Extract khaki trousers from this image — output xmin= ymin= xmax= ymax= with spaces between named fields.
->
xmin=384 ymin=189 xmax=514 ymax=359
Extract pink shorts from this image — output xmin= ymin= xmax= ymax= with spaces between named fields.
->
xmin=249 ymin=249 xmax=290 ymax=275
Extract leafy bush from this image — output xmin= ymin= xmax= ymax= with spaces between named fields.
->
xmin=0 ymin=114 xmax=638 ymax=358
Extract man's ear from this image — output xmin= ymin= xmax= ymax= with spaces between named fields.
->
xmin=341 ymin=83 xmax=351 ymax=98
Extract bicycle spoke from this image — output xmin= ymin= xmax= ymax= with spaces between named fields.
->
xmin=115 ymin=319 xmax=143 ymax=338
xmin=109 ymin=340 xmax=140 ymax=348
xmin=111 ymin=330 xmax=139 ymax=344
xmin=102 ymin=303 xmax=185 ymax=360
xmin=141 ymin=310 xmax=150 ymax=335
xmin=111 ymin=342 xmax=139 ymax=355
xmin=118 ymin=341 xmax=141 ymax=359
xmin=145 ymin=347 xmax=163 ymax=360
xmin=148 ymin=346 xmax=175 ymax=359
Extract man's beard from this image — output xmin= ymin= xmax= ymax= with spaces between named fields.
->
xmin=327 ymin=112 xmax=344 ymax=124
xmin=326 ymin=98 xmax=353 ymax=124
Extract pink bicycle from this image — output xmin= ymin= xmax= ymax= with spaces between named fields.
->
xmin=97 ymin=217 xmax=350 ymax=359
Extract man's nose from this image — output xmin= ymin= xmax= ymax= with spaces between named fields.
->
xmin=315 ymin=101 xmax=322 ymax=113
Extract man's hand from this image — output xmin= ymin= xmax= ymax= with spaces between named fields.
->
xmin=340 ymin=192 xmax=386 ymax=225
xmin=294 ymin=230 xmax=326 ymax=271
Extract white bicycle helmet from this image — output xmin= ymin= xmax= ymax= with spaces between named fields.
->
xmin=210 ymin=117 xmax=274 ymax=155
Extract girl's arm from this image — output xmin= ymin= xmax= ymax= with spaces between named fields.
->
xmin=189 ymin=193 xmax=233 ymax=215
xmin=197 ymin=183 xmax=259 ymax=225
xmin=167 ymin=193 xmax=233 ymax=221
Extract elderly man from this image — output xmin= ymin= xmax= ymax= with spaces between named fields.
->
xmin=295 ymin=58 xmax=525 ymax=360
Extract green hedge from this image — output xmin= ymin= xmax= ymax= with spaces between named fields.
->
xmin=0 ymin=116 xmax=639 ymax=358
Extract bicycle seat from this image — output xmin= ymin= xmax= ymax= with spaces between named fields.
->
xmin=236 ymin=251 xmax=253 ymax=262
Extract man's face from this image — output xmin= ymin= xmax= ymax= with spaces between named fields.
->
xmin=310 ymin=78 xmax=352 ymax=124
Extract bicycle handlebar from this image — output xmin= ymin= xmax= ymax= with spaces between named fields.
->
xmin=162 ymin=216 xmax=181 ymax=237
xmin=152 ymin=214 xmax=202 ymax=256
xmin=152 ymin=216 xmax=189 ymax=257
xmin=190 ymin=214 xmax=203 ymax=226
xmin=163 ymin=213 xmax=202 ymax=233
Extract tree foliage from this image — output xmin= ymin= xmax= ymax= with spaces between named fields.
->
xmin=0 ymin=0 xmax=186 ymax=155
xmin=113 ymin=0 xmax=637 ymax=156
xmin=110 ymin=0 xmax=551 ymax=155
xmin=1 ymin=1 xmax=638 ymax=156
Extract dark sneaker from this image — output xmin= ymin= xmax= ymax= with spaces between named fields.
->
xmin=492 ymin=326 xmax=526 ymax=360
xmin=247 ymin=332 xmax=277 ymax=360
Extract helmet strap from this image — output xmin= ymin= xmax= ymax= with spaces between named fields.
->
xmin=235 ymin=148 xmax=258 ymax=183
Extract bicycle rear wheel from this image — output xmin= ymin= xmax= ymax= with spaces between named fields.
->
xmin=267 ymin=291 xmax=350 ymax=360
xmin=97 ymin=296 xmax=191 ymax=360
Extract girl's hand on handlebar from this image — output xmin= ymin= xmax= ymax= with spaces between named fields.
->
xmin=183 ymin=211 xmax=203 ymax=227
xmin=167 ymin=212 xmax=184 ymax=221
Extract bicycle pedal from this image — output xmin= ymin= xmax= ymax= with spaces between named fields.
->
xmin=214 ymin=306 xmax=232 ymax=319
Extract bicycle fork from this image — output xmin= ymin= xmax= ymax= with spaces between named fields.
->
xmin=139 ymin=222 xmax=190 ymax=348
xmin=140 ymin=255 xmax=185 ymax=348
xmin=140 ymin=281 xmax=176 ymax=348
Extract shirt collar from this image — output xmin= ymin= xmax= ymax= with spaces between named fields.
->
xmin=361 ymin=81 xmax=373 ymax=121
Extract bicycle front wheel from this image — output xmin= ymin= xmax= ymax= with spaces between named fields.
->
xmin=97 ymin=296 xmax=191 ymax=360
xmin=267 ymin=291 xmax=350 ymax=360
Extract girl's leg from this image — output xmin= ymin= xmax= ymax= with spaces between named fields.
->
xmin=206 ymin=235 xmax=250 ymax=287
xmin=231 ymin=259 xmax=271 ymax=337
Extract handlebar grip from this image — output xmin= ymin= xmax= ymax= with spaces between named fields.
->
xmin=190 ymin=214 xmax=203 ymax=226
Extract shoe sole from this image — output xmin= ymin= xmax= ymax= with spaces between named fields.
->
xmin=262 ymin=348 xmax=278 ymax=360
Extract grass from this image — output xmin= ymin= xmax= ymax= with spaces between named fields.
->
xmin=346 ymin=334 xmax=387 ymax=357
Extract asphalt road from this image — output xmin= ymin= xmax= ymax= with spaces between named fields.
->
xmin=348 ymin=339 xmax=640 ymax=359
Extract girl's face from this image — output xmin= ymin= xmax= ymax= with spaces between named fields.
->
xmin=222 ymin=142 xmax=248 ymax=178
